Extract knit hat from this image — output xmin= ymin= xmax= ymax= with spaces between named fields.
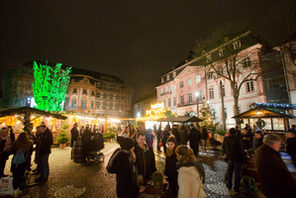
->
xmin=117 ymin=136 xmax=135 ymax=150
xmin=166 ymin=135 xmax=177 ymax=145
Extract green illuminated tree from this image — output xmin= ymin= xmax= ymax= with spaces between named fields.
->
xmin=32 ymin=61 xmax=71 ymax=112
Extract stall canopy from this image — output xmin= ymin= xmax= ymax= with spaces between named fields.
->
xmin=0 ymin=107 xmax=67 ymax=133
xmin=157 ymin=116 xmax=203 ymax=123
xmin=232 ymin=108 xmax=295 ymax=119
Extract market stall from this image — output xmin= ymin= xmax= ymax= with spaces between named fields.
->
xmin=233 ymin=107 xmax=295 ymax=133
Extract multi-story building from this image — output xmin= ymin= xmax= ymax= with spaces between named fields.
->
xmin=156 ymin=31 xmax=292 ymax=128
xmin=133 ymin=93 xmax=157 ymax=118
xmin=0 ymin=61 xmax=132 ymax=118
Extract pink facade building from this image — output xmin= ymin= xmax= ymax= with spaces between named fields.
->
xmin=156 ymin=31 xmax=269 ymax=128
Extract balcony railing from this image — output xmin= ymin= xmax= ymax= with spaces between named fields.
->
xmin=159 ymin=91 xmax=172 ymax=96
xmin=177 ymin=102 xmax=197 ymax=107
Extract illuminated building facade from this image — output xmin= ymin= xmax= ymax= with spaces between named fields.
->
xmin=156 ymin=31 xmax=291 ymax=128
xmin=0 ymin=62 xmax=132 ymax=118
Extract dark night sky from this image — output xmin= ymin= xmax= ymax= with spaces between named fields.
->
xmin=0 ymin=0 xmax=273 ymax=100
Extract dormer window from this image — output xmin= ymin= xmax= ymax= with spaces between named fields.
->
xmin=206 ymin=54 xmax=212 ymax=63
xmin=233 ymin=40 xmax=241 ymax=50
xmin=167 ymin=75 xmax=170 ymax=81
xmin=173 ymin=72 xmax=176 ymax=78
xmin=161 ymin=78 xmax=164 ymax=83
xmin=82 ymin=89 xmax=87 ymax=95
xmin=72 ymin=88 xmax=77 ymax=94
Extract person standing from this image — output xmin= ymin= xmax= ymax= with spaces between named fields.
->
xmin=107 ymin=136 xmax=143 ymax=198
xmin=161 ymin=125 xmax=170 ymax=154
xmin=10 ymin=133 xmax=33 ymax=197
xmin=134 ymin=132 xmax=156 ymax=182
xmin=175 ymin=145 xmax=205 ymax=198
xmin=179 ymin=124 xmax=189 ymax=145
xmin=255 ymin=134 xmax=296 ymax=198
xmin=201 ymin=126 xmax=208 ymax=151
xmin=224 ymin=128 xmax=246 ymax=194
xmin=81 ymin=125 xmax=93 ymax=162
xmin=253 ymin=131 xmax=263 ymax=150
xmin=7 ymin=126 xmax=15 ymax=144
xmin=188 ymin=124 xmax=201 ymax=156
xmin=286 ymin=130 xmax=296 ymax=168
xmin=171 ymin=124 xmax=180 ymax=145
xmin=156 ymin=124 xmax=162 ymax=152
xmin=0 ymin=127 xmax=12 ymax=178
xmin=70 ymin=123 xmax=79 ymax=147
xmin=35 ymin=124 xmax=53 ymax=183
xmin=164 ymin=136 xmax=178 ymax=198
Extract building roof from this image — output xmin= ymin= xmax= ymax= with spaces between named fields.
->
xmin=232 ymin=108 xmax=295 ymax=119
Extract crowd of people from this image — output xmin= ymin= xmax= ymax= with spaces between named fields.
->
xmin=0 ymin=123 xmax=53 ymax=197
xmin=107 ymin=122 xmax=207 ymax=198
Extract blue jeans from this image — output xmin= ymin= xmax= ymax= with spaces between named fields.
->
xmin=226 ymin=161 xmax=241 ymax=192
xmin=39 ymin=154 xmax=50 ymax=179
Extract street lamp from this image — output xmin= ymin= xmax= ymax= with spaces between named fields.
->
xmin=195 ymin=91 xmax=200 ymax=116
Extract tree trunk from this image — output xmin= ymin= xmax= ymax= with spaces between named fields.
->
xmin=233 ymin=95 xmax=240 ymax=128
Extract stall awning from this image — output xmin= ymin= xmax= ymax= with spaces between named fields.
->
xmin=232 ymin=108 xmax=295 ymax=119
xmin=0 ymin=107 xmax=67 ymax=120
xmin=157 ymin=116 xmax=202 ymax=123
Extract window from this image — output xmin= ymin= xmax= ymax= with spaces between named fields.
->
xmin=180 ymin=81 xmax=184 ymax=88
xmin=96 ymin=92 xmax=100 ymax=98
xmin=173 ymin=72 xmax=176 ymax=78
xmin=168 ymin=99 xmax=171 ymax=106
xmin=224 ymin=108 xmax=227 ymax=119
xmin=243 ymin=57 xmax=251 ymax=67
xmin=91 ymin=91 xmax=95 ymax=96
xmin=246 ymin=81 xmax=254 ymax=92
xmin=206 ymin=54 xmax=212 ymax=63
xmin=81 ymin=99 xmax=86 ymax=109
xmin=110 ymin=95 xmax=113 ymax=100
xmin=116 ymin=95 xmax=120 ymax=100
xmin=71 ymin=99 xmax=76 ymax=108
xmin=181 ymin=95 xmax=184 ymax=105
xmin=72 ymin=88 xmax=77 ymax=94
xmin=218 ymin=49 xmax=224 ymax=57
xmin=209 ymin=88 xmax=214 ymax=99
xmin=161 ymin=78 xmax=164 ymax=83
xmin=82 ymin=89 xmax=87 ymax=95
xmin=233 ymin=40 xmax=241 ymax=50
xmin=195 ymin=75 xmax=201 ymax=83
xmin=218 ymin=67 xmax=223 ymax=75
xmin=188 ymin=93 xmax=192 ymax=103
xmin=91 ymin=101 xmax=94 ymax=109
xmin=187 ymin=79 xmax=192 ymax=87
xmin=208 ymin=72 xmax=213 ymax=80
xmin=103 ymin=94 xmax=107 ymax=99
xmin=173 ymin=97 xmax=176 ymax=106
xmin=84 ymin=79 xmax=88 ymax=84
xmin=96 ymin=102 xmax=100 ymax=109
xmin=167 ymin=75 xmax=170 ymax=81
xmin=210 ymin=108 xmax=216 ymax=119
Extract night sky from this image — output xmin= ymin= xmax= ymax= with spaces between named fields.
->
xmin=0 ymin=0 xmax=279 ymax=101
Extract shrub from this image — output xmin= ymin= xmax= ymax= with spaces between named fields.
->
xmin=214 ymin=129 xmax=227 ymax=136
xmin=56 ymin=131 xmax=69 ymax=144
xmin=103 ymin=131 xmax=116 ymax=139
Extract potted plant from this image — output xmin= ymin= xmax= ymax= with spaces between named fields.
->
xmin=56 ymin=122 xmax=70 ymax=149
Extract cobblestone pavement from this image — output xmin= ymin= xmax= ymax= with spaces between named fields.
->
xmin=3 ymin=144 xmax=233 ymax=198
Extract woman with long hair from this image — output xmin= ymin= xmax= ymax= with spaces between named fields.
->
xmin=10 ymin=132 xmax=33 ymax=197
xmin=0 ymin=127 xmax=12 ymax=178
xmin=175 ymin=145 xmax=205 ymax=198
xmin=164 ymin=136 xmax=178 ymax=197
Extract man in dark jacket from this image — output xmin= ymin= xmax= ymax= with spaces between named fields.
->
xmin=224 ymin=128 xmax=246 ymax=193
xmin=107 ymin=136 xmax=141 ymax=198
xmin=255 ymin=134 xmax=296 ymax=198
xmin=179 ymin=124 xmax=188 ymax=145
xmin=171 ymin=124 xmax=180 ymax=145
xmin=134 ymin=132 xmax=156 ymax=182
xmin=70 ymin=123 xmax=79 ymax=147
xmin=188 ymin=124 xmax=201 ymax=156
xmin=81 ymin=126 xmax=93 ymax=162
xmin=35 ymin=125 xmax=53 ymax=183
xmin=286 ymin=130 xmax=296 ymax=167
xmin=155 ymin=125 xmax=162 ymax=152
xmin=160 ymin=125 xmax=170 ymax=154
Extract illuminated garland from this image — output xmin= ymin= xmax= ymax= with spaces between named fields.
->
xmin=32 ymin=61 xmax=71 ymax=112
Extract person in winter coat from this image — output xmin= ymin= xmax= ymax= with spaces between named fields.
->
xmin=10 ymin=133 xmax=33 ymax=197
xmin=253 ymin=131 xmax=263 ymax=150
xmin=7 ymin=126 xmax=15 ymax=144
xmin=0 ymin=127 xmax=12 ymax=178
xmin=171 ymin=124 xmax=180 ymax=145
xmin=175 ymin=145 xmax=205 ymax=198
xmin=164 ymin=136 xmax=178 ymax=197
xmin=179 ymin=124 xmax=189 ymax=145
xmin=81 ymin=126 xmax=93 ymax=162
xmin=201 ymin=126 xmax=208 ymax=151
xmin=224 ymin=128 xmax=246 ymax=193
xmin=134 ymin=132 xmax=156 ymax=182
xmin=35 ymin=125 xmax=53 ymax=183
xmin=160 ymin=125 xmax=170 ymax=154
xmin=286 ymin=130 xmax=296 ymax=168
xmin=255 ymin=134 xmax=296 ymax=198
xmin=188 ymin=124 xmax=201 ymax=156
xmin=70 ymin=123 xmax=79 ymax=147
xmin=155 ymin=125 xmax=162 ymax=152
xmin=107 ymin=136 xmax=143 ymax=198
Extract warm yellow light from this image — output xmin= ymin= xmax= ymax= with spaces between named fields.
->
xmin=151 ymin=103 xmax=164 ymax=109
xmin=109 ymin=118 xmax=120 ymax=123
xmin=256 ymin=111 xmax=262 ymax=115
